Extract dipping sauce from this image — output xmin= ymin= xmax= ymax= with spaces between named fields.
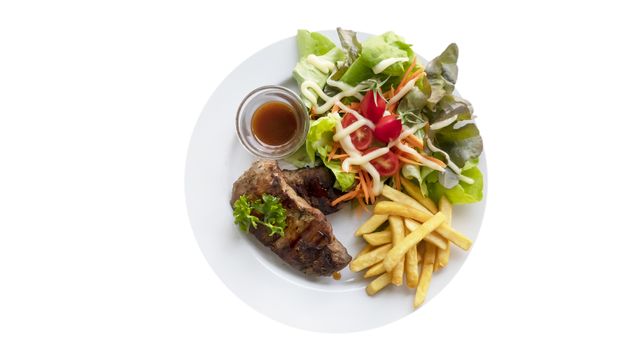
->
xmin=251 ymin=101 xmax=298 ymax=146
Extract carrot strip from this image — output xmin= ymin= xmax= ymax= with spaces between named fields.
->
xmin=399 ymin=156 xmax=423 ymax=165
xmin=349 ymin=102 xmax=360 ymax=110
xmin=363 ymin=171 xmax=375 ymax=204
xmin=331 ymin=153 xmax=349 ymax=160
xmin=393 ymin=172 xmax=402 ymax=190
xmin=406 ymin=135 xmax=424 ymax=150
xmin=331 ymin=104 xmax=340 ymax=113
xmin=356 ymin=194 xmax=370 ymax=214
xmin=359 ymin=170 xmax=369 ymax=204
xmin=422 ymin=154 xmax=447 ymax=167
xmin=330 ymin=189 xmax=359 ymax=206
xmin=398 ymin=58 xmax=418 ymax=90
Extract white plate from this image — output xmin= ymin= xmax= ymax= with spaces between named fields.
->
xmin=185 ymin=31 xmax=487 ymax=333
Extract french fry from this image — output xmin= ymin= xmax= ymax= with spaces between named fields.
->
xmin=364 ymin=261 xmax=386 ymax=278
xmin=405 ymin=242 xmax=419 ymax=288
xmin=383 ymin=212 xmax=446 ymax=272
xmin=382 ymin=185 xmax=429 ymax=214
xmin=404 ymin=218 xmax=448 ymax=250
xmin=435 ymin=196 xmax=452 ymax=271
xmin=400 ymin=177 xmax=438 ymax=213
xmin=356 ymin=244 xmax=373 ymax=258
xmin=366 ymin=272 xmax=392 ymax=296
xmin=414 ymin=241 xmax=436 ymax=308
xmin=388 ymin=216 xmax=405 ymax=286
xmin=350 ymin=244 xmax=391 ymax=272
xmin=363 ymin=230 xmax=392 ymax=246
xmin=355 ymin=214 xmax=389 ymax=236
xmin=375 ymin=201 xmax=471 ymax=250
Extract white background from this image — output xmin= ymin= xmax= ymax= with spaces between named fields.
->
xmin=1 ymin=0 xmax=620 ymax=348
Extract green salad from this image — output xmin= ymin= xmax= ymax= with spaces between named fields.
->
xmin=288 ymin=28 xmax=483 ymax=205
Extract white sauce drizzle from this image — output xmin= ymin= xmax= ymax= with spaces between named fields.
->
xmin=396 ymin=143 xmax=445 ymax=172
xmin=372 ymin=57 xmax=409 ymax=74
xmin=388 ymin=78 xmax=416 ymax=105
xmin=430 ymin=115 xmax=459 ymax=130
xmin=426 ymin=139 xmax=474 ymax=184
xmin=307 ymin=54 xmax=336 ymax=74
xmin=301 ymin=80 xmax=367 ymax=114
xmin=453 ymin=119 xmax=476 ymax=129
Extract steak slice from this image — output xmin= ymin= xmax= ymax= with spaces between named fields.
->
xmin=230 ymin=160 xmax=351 ymax=276
xmin=282 ymin=166 xmax=345 ymax=215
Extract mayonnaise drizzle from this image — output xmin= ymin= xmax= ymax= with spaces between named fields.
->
xmin=430 ymin=115 xmax=458 ymax=130
xmin=372 ymin=57 xmax=409 ymax=74
xmin=301 ymin=80 xmax=367 ymax=114
xmin=396 ymin=143 xmax=446 ymax=172
xmin=388 ymin=78 xmax=416 ymax=105
xmin=307 ymin=54 xmax=336 ymax=74
xmin=426 ymin=138 xmax=474 ymax=184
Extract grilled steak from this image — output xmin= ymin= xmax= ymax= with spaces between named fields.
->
xmin=230 ymin=160 xmax=351 ymax=276
xmin=282 ymin=166 xmax=345 ymax=215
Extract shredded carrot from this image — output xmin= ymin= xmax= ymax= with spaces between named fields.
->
xmin=356 ymin=194 xmax=370 ymax=214
xmin=331 ymin=153 xmax=348 ymax=159
xmin=331 ymin=104 xmax=340 ymax=113
xmin=349 ymin=102 xmax=360 ymax=110
xmin=362 ymin=171 xmax=375 ymax=204
xmin=423 ymin=154 xmax=447 ymax=168
xmin=393 ymin=172 xmax=401 ymax=190
xmin=399 ymin=155 xmax=423 ymax=166
xmin=406 ymin=135 xmax=424 ymax=150
xmin=327 ymin=142 xmax=339 ymax=161
xmin=331 ymin=189 xmax=360 ymax=206
xmin=398 ymin=58 xmax=418 ymax=90
xmin=358 ymin=170 xmax=369 ymax=204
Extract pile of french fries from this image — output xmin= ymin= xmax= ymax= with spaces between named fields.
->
xmin=350 ymin=178 xmax=473 ymax=308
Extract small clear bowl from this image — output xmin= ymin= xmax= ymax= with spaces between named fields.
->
xmin=236 ymin=85 xmax=309 ymax=159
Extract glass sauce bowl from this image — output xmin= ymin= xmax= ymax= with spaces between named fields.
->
xmin=236 ymin=86 xmax=309 ymax=159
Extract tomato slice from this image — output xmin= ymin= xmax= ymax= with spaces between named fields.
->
xmin=360 ymin=89 xmax=386 ymax=123
xmin=341 ymin=113 xmax=373 ymax=151
xmin=374 ymin=115 xmax=403 ymax=143
xmin=366 ymin=147 xmax=400 ymax=177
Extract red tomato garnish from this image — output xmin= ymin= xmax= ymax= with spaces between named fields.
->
xmin=360 ymin=89 xmax=386 ymax=123
xmin=374 ymin=115 xmax=403 ymax=143
xmin=341 ymin=113 xmax=373 ymax=151
xmin=366 ymin=147 xmax=400 ymax=177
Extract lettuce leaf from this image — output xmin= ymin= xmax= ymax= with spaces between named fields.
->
xmin=360 ymin=32 xmax=414 ymax=76
xmin=304 ymin=114 xmax=355 ymax=191
xmin=426 ymin=165 xmax=483 ymax=204
xmin=425 ymin=43 xmax=458 ymax=107
xmin=339 ymin=32 xmax=413 ymax=86
xmin=293 ymin=31 xmax=345 ymax=108
xmin=296 ymin=30 xmax=336 ymax=59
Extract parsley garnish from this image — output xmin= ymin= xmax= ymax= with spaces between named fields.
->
xmin=233 ymin=194 xmax=287 ymax=237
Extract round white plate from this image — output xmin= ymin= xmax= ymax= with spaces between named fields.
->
xmin=185 ymin=31 xmax=487 ymax=333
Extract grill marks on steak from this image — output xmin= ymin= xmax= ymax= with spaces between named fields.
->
xmin=282 ymin=167 xmax=346 ymax=215
xmin=230 ymin=160 xmax=351 ymax=276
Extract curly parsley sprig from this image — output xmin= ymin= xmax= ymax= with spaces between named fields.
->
xmin=233 ymin=194 xmax=287 ymax=237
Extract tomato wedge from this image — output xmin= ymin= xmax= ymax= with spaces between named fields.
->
xmin=341 ymin=113 xmax=373 ymax=151
xmin=374 ymin=114 xmax=403 ymax=143
xmin=366 ymin=147 xmax=400 ymax=176
xmin=360 ymin=89 xmax=386 ymax=123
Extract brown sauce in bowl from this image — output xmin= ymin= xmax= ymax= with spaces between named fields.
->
xmin=251 ymin=101 xmax=298 ymax=146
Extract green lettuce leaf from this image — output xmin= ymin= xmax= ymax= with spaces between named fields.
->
xmin=427 ymin=165 xmax=484 ymax=204
xmin=304 ymin=114 xmax=355 ymax=191
xmin=337 ymin=27 xmax=361 ymax=66
xmin=425 ymin=43 xmax=458 ymax=108
xmin=293 ymin=30 xmax=346 ymax=108
xmin=296 ymin=30 xmax=336 ymax=59
xmin=339 ymin=32 xmax=413 ymax=86
xmin=360 ymin=32 xmax=414 ymax=76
